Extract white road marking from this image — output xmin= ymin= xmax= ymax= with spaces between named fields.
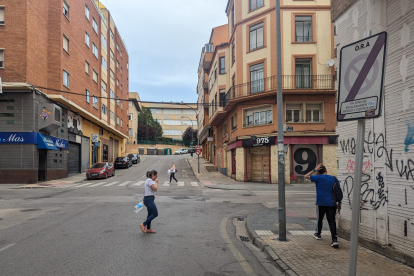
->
xmin=118 ymin=181 xmax=131 ymax=186
xmin=289 ymin=231 xmax=316 ymax=236
xmin=0 ymin=243 xmax=15 ymax=252
xmin=177 ymin=182 xmax=184 ymax=186
xmin=87 ymin=182 xmax=106 ymax=187
xmin=104 ymin=181 xmax=119 ymax=187
xmin=163 ymin=181 xmax=170 ymax=186
xmin=255 ymin=230 xmax=274 ymax=236
xmin=56 ymin=183 xmax=79 ymax=188
xmin=75 ymin=183 xmax=93 ymax=187
xmin=133 ymin=181 xmax=145 ymax=186
xmin=191 ymin=182 xmax=199 ymax=186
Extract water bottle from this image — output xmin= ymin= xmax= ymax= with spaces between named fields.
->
xmin=134 ymin=202 xmax=143 ymax=213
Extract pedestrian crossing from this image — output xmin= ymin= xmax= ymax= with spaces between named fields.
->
xmin=54 ymin=180 xmax=200 ymax=189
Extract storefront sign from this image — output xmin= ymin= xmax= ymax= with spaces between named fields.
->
xmin=207 ymin=137 xmax=214 ymax=142
xmin=51 ymin=137 xmax=69 ymax=149
xmin=242 ymin=136 xmax=275 ymax=147
xmin=92 ymin=134 xmax=99 ymax=143
xmin=0 ymin=132 xmax=37 ymax=144
xmin=37 ymin=133 xmax=58 ymax=150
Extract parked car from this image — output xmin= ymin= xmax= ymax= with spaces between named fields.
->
xmin=187 ymin=147 xmax=196 ymax=153
xmin=175 ymin=148 xmax=188 ymax=154
xmin=86 ymin=162 xmax=115 ymax=180
xmin=128 ymin=154 xmax=140 ymax=164
xmin=114 ymin=156 xmax=132 ymax=169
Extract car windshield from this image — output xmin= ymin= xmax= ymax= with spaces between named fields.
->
xmin=91 ymin=163 xmax=106 ymax=168
xmin=128 ymin=154 xmax=134 ymax=158
xmin=115 ymin=157 xmax=125 ymax=161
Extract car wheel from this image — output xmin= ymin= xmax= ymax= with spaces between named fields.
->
xmin=105 ymin=173 xmax=108 ymax=179
xmin=112 ymin=170 xmax=115 ymax=176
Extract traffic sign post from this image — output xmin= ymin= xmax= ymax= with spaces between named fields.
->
xmin=195 ymin=145 xmax=202 ymax=156
xmin=337 ymin=31 xmax=388 ymax=276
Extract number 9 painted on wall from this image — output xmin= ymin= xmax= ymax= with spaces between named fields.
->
xmin=293 ymin=147 xmax=318 ymax=175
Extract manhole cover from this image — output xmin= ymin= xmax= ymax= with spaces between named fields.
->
xmin=239 ymin=236 xmax=250 ymax=242
xmin=20 ymin=209 xmax=41 ymax=212
xmin=237 ymin=218 xmax=245 ymax=221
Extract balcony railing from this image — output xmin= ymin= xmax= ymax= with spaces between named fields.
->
xmin=224 ymin=75 xmax=334 ymax=107
xmin=243 ymin=120 xmax=273 ymax=128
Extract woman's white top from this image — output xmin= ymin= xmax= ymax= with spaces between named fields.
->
xmin=144 ymin=178 xmax=155 ymax=196
xmin=171 ymin=166 xmax=176 ymax=173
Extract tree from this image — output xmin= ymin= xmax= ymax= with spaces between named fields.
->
xmin=182 ymin=127 xmax=197 ymax=144
xmin=138 ymin=107 xmax=163 ymax=139
xmin=138 ymin=125 xmax=156 ymax=140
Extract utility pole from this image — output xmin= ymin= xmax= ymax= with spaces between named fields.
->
xmin=276 ymin=0 xmax=286 ymax=241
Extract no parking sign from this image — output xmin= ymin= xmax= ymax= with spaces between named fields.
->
xmin=337 ymin=32 xmax=387 ymax=121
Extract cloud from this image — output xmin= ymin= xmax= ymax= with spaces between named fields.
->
xmin=101 ymin=0 xmax=228 ymax=102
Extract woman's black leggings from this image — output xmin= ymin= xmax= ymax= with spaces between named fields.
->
xmin=170 ymin=173 xmax=177 ymax=183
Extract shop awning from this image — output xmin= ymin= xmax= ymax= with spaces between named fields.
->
xmin=37 ymin=133 xmax=58 ymax=150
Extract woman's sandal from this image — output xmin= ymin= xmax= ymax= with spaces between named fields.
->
xmin=146 ymin=229 xmax=156 ymax=234
xmin=140 ymin=223 xmax=146 ymax=234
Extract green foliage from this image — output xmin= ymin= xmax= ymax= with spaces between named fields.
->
xmin=138 ymin=107 xmax=163 ymax=139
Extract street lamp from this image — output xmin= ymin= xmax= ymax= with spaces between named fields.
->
xmin=181 ymin=116 xmax=194 ymax=146
xmin=177 ymin=102 xmax=199 ymax=174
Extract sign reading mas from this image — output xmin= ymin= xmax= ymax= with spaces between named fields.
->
xmin=0 ymin=132 xmax=68 ymax=149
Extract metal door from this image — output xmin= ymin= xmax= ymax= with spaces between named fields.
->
xmin=68 ymin=142 xmax=81 ymax=176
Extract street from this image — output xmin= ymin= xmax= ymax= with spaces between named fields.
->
xmin=0 ymin=155 xmax=318 ymax=276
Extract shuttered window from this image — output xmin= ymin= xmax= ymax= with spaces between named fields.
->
xmin=0 ymin=7 xmax=5 ymax=24
xmin=306 ymin=103 xmax=322 ymax=122
xmin=63 ymin=35 xmax=69 ymax=52
xmin=286 ymin=103 xmax=302 ymax=122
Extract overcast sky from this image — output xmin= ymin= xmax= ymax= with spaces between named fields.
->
xmin=102 ymin=0 xmax=228 ymax=103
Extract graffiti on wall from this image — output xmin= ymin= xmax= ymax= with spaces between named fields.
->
xmin=345 ymin=157 xmax=373 ymax=174
xmin=404 ymin=122 xmax=414 ymax=152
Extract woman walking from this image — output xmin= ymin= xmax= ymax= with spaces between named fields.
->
xmin=140 ymin=170 xmax=158 ymax=234
xmin=169 ymin=162 xmax=178 ymax=184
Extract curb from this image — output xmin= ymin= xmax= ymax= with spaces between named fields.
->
xmin=245 ymin=213 xmax=299 ymax=276
xmin=185 ymin=157 xmax=205 ymax=187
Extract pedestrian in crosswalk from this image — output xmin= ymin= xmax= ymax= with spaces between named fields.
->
xmin=140 ymin=170 xmax=159 ymax=234
xmin=169 ymin=162 xmax=178 ymax=184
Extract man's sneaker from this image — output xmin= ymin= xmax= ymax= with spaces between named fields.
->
xmin=314 ymin=233 xmax=321 ymax=240
xmin=331 ymin=239 xmax=339 ymax=248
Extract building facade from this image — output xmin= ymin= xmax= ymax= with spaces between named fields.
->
xmin=0 ymin=0 xmax=129 ymax=183
xmin=127 ymin=92 xmax=141 ymax=144
xmin=332 ymin=0 xmax=414 ymax=263
xmin=142 ymin=103 xmax=198 ymax=140
xmin=197 ymin=0 xmax=337 ymax=183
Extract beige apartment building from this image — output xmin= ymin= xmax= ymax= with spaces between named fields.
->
xmin=127 ymin=92 xmax=141 ymax=144
xmin=197 ymin=0 xmax=336 ymax=183
xmin=142 ymin=103 xmax=198 ymax=140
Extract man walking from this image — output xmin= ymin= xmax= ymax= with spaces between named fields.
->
xmin=305 ymin=163 xmax=340 ymax=248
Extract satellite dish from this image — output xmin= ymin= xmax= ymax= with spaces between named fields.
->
xmin=327 ymin=59 xmax=335 ymax=67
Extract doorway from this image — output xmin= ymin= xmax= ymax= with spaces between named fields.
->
xmin=38 ymin=149 xmax=47 ymax=182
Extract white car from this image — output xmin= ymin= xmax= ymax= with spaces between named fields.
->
xmin=175 ymin=148 xmax=188 ymax=154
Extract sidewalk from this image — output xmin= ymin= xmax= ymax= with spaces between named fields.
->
xmin=246 ymin=208 xmax=414 ymax=276
xmin=14 ymin=174 xmax=86 ymax=189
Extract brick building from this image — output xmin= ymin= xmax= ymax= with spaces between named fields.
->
xmin=332 ymin=0 xmax=414 ymax=265
xmin=197 ymin=0 xmax=337 ymax=183
xmin=0 ymin=0 xmax=129 ymax=183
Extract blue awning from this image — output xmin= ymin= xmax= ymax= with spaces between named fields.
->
xmin=37 ymin=133 xmax=58 ymax=150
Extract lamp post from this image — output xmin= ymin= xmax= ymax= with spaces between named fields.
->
xmin=177 ymin=103 xmax=199 ymax=173
xmin=181 ymin=116 xmax=194 ymax=146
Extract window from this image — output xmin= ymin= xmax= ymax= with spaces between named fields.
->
xmin=219 ymin=57 xmax=225 ymax=74
xmin=219 ymin=90 xmax=226 ymax=107
xmin=110 ymin=30 xmax=114 ymax=41
xmin=63 ymin=35 xmax=69 ymax=52
xmin=86 ymin=90 xmax=90 ymax=103
xmin=286 ymin=103 xmax=302 ymax=122
xmin=117 ymin=78 xmax=119 ymax=87
xmin=93 ymin=70 xmax=98 ymax=83
xmin=54 ymin=108 xmax=61 ymax=122
xmin=116 ymin=60 xmax=119 ymax=69
xmin=250 ymin=63 xmax=264 ymax=93
xmin=0 ymin=49 xmax=4 ymax=68
xmin=101 ymin=34 xmax=107 ymax=49
xmin=232 ymin=41 xmax=235 ymax=64
xmin=129 ymin=101 xmax=132 ymax=107
xmin=116 ymin=43 xmax=119 ymax=51
xmin=295 ymin=58 xmax=312 ymax=88
xmin=164 ymin=130 xmax=181 ymax=136
xmin=0 ymin=7 xmax=4 ymax=24
xmin=244 ymin=106 xmax=272 ymax=126
xmin=110 ymin=50 xmax=114 ymax=62
xmin=231 ymin=113 xmax=237 ymax=130
xmin=85 ymin=5 xmax=89 ymax=20
xmin=306 ymin=103 xmax=322 ymax=122
xmin=85 ymin=60 xmax=89 ymax=74
xmin=128 ymin=114 xmax=133 ymax=121
xmin=120 ymin=50 xmax=123 ymax=58
xmin=92 ymin=18 xmax=98 ymax=33
xmin=129 ymin=128 xmax=133 ymax=136
xmin=150 ymin=109 xmax=162 ymax=114
xmin=93 ymin=96 xmax=98 ymax=109
xmin=121 ymin=101 xmax=123 ymax=110
xmin=121 ymin=84 xmax=123 ymax=92
xmin=182 ymin=120 xmax=193 ymax=126
xmin=101 ymin=80 xmax=107 ymax=92
xmin=85 ymin=32 xmax=90 ymax=47
xmin=92 ymin=43 xmax=98 ymax=58
xmin=295 ymin=16 xmax=312 ymax=42
xmin=163 ymin=109 xmax=181 ymax=114
xmin=215 ymin=94 xmax=218 ymax=111
xmin=110 ymin=69 xmax=114 ymax=80
xmin=249 ymin=22 xmax=264 ymax=51
xmin=102 ymin=103 xmax=107 ymax=115
xmin=231 ymin=5 xmax=235 ymax=29
xmin=250 ymin=0 xmax=264 ymax=11
xmin=127 ymin=63 xmax=129 ymax=70
xmin=121 ymin=119 xmax=123 ymax=127
xmin=63 ymin=70 xmax=69 ymax=87
xmin=121 ymin=67 xmax=123 ymax=75
xmin=117 ymin=116 xmax=119 ymax=125
xmin=110 ymin=90 xmax=115 ymax=99
xmin=164 ymin=120 xmax=181 ymax=125
xmin=110 ymin=111 xmax=114 ymax=120
xmin=116 ymin=97 xmax=120 ymax=106
xmin=101 ymin=55 xmax=107 ymax=69
xmin=63 ymin=1 xmax=69 ymax=18
xmin=183 ymin=109 xmax=194 ymax=115
xmin=205 ymin=43 xmax=213 ymax=53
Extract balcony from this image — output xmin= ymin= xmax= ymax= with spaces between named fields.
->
xmin=224 ymin=75 xmax=334 ymax=109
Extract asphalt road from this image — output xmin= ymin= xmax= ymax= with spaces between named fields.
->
xmin=0 ymin=154 xmax=309 ymax=276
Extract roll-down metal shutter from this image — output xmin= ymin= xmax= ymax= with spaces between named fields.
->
xmin=68 ymin=142 xmax=81 ymax=176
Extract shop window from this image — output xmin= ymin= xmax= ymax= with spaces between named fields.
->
xmin=286 ymin=103 xmax=303 ymax=122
